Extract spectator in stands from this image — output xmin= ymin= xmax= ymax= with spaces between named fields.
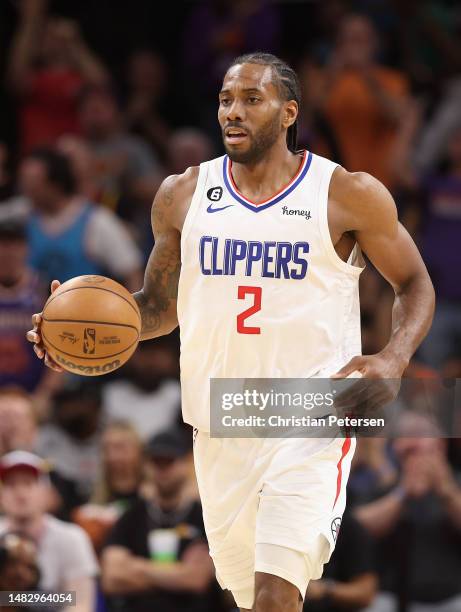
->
xmin=356 ymin=414 xmax=461 ymax=612
xmin=348 ymin=438 xmax=398 ymax=507
xmin=414 ymin=127 xmax=461 ymax=368
xmin=36 ymin=380 xmax=103 ymax=505
xmin=103 ymin=336 xmax=181 ymax=441
xmin=78 ymin=85 xmax=162 ymax=218
xmin=0 ymin=217 xmax=63 ymax=412
xmin=57 ymin=135 xmax=103 ymax=206
xmin=0 ymin=388 xmax=38 ymax=456
xmin=304 ymin=511 xmax=377 ymax=611
xmin=166 ymin=129 xmax=214 ymax=175
xmin=317 ymin=14 xmax=410 ymax=189
xmin=93 ymin=421 xmax=144 ymax=508
xmin=101 ymin=427 xmax=215 ymax=612
xmin=0 ymin=532 xmax=40 ymax=611
xmin=124 ymin=49 xmax=171 ymax=160
xmin=0 ymin=531 xmax=40 ymax=588
xmin=73 ymin=421 xmax=144 ymax=552
xmin=0 ymin=451 xmax=98 ymax=612
xmin=19 ymin=148 xmax=143 ymax=290
xmin=0 ymin=386 xmax=84 ymax=520
xmin=6 ymin=0 xmax=108 ymax=154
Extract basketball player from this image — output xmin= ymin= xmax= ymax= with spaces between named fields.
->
xmin=28 ymin=53 xmax=435 ymax=611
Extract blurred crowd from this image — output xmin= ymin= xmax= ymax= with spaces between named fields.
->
xmin=0 ymin=1 xmax=460 ymax=611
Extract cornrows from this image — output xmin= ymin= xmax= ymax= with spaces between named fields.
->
xmin=229 ymin=52 xmax=301 ymax=153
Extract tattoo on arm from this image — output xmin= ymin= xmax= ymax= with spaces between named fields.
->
xmin=133 ymin=176 xmax=181 ymax=339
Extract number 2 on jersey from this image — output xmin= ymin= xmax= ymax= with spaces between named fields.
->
xmin=237 ymin=286 xmax=262 ymax=334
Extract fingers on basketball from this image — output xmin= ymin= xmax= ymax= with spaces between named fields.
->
xmin=50 ymin=279 xmax=61 ymax=293
xmin=44 ymin=352 xmax=63 ymax=372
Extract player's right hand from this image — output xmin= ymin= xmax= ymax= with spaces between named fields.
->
xmin=26 ymin=280 xmax=63 ymax=372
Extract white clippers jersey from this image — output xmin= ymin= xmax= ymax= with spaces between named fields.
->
xmin=177 ymin=151 xmax=364 ymax=431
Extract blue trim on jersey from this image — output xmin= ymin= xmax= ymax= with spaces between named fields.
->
xmin=222 ymin=151 xmax=312 ymax=213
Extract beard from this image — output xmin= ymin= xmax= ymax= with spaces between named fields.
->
xmin=223 ymin=111 xmax=282 ymax=164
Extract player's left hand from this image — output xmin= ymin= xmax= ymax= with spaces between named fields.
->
xmin=331 ymin=352 xmax=405 ymax=416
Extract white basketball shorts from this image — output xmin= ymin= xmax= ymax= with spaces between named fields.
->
xmin=193 ymin=432 xmax=355 ymax=609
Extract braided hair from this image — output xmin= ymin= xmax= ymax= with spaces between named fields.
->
xmin=229 ymin=53 xmax=301 ymax=153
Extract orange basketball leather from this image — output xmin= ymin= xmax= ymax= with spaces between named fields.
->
xmin=41 ymin=275 xmax=141 ymax=376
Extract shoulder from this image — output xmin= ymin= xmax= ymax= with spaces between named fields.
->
xmin=152 ymin=166 xmax=200 ymax=230
xmin=161 ymin=166 xmax=201 ymax=199
xmin=88 ymin=203 xmax=129 ymax=232
xmin=43 ymin=516 xmax=98 ymax=575
xmin=330 ymin=166 xmax=397 ymax=233
xmin=330 ymin=167 xmax=395 ymax=208
xmin=43 ymin=515 xmax=91 ymax=545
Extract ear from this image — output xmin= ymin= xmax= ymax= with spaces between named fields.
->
xmin=282 ymin=100 xmax=298 ymax=129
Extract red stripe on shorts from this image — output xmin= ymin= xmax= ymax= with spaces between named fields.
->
xmin=333 ymin=437 xmax=352 ymax=509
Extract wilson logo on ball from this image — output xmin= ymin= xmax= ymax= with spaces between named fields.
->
xmin=83 ymin=328 xmax=96 ymax=354
xmin=55 ymin=355 xmax=121 ymax=374
xmin=82 ymin=275 xmax=105 ymax=283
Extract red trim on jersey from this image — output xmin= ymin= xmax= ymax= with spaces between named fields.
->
xmin=228 ymin=150 xmax=307 ymax=206
xmin=333 ymin=437 xmax=352 ymax=509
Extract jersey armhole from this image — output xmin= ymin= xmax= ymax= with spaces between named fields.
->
xmin=317 ymin=163 xmax=365 ymax=276
xmin=180 ymin=163 xmax=209 ymax=249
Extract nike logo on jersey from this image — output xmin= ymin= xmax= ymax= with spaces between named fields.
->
xmin=206 ymin=203 xmax=234 ymax=213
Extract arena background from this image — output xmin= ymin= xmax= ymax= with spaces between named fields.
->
xmin=0 ymin=1 xmax=460 ymax=611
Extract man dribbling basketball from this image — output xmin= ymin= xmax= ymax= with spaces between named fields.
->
xmin=28 ymin=53 xmax=435 ymax=611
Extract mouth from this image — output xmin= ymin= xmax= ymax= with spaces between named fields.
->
xmin=224 ymin=127 xmax=249 ymax=145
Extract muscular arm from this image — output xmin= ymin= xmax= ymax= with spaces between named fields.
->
xmin=331 ymin=169 xmax=435 ymax=375
xmin=132 ymin=169 xmax=197 ymax=340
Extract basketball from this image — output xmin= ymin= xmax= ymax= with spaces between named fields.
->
xmin=41 ymin=275 xmax=141 ymax=376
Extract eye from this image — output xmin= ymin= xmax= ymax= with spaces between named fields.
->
xmin=220 ymin=97 xmax=231 ymax=106
xmin=248 ymin=97 xmax=261 ymax=104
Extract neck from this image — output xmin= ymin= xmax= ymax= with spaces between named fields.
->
xmin=151 ymin=485 xmax=186 ymax=512
xmin=7 ymin=514 xmax=44 ymax=540
xmin=230 ymin=143 xmax=302 ymax=204
xmin=39 ymin=195 xmax=74 ymax=215
xmin=157 ymin=492 xmax=181 ymax=512
xmin=109 ymin=470 xmax=139 ymax=495
xmin=89 ymin=126 xmax=118 ymax=142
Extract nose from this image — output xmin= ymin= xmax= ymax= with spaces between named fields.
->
xmin=226 ymin=98 xmax=245 ymax=122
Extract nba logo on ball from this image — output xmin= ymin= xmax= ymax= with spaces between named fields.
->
xmin=83 ymin=328 xmax=96 ymax=354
